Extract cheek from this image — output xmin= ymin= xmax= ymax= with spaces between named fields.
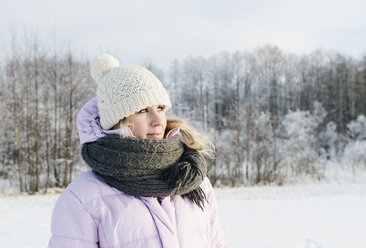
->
xmin=128 ymin=117 xmax=148 ymax=138
xmin=133 ymin=122 xmax=146 ymax=132
xmin=161 ymin=115 xmax=167 ymax=129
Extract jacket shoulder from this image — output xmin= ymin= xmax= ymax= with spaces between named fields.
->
xmin=200 ymin=176 xmax=214 ymax=195
xmin=66 ymin=170 xmax=121 ymax=203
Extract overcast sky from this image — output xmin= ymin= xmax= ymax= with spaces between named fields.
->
xmin=1 ymin=0 xmax=365 ymax=67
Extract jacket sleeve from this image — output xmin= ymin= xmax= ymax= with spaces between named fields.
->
xmin=203 ymin=178 xmax=228 ymax=248
xmin=48 ymin=189 xmax=99 ymax=248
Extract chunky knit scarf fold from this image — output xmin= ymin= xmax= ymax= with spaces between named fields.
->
xmin=81 ymin=134 xmax=208 ymax=208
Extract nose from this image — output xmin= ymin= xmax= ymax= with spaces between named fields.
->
xmin=149 ymin=109 xmax=165 ymax=127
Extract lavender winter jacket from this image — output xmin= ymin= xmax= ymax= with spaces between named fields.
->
xmin=48 ymin=98 xmax=227 ymax=248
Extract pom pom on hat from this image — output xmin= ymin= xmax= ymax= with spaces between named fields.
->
xmin=90 ymin=53 xmax=120 ymax=83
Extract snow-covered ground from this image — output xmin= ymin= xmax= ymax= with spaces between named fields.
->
xmin=1 ymin=183 xmax=366 ymax=248
xmin=215 ymin=183 xmax=366 ymax=248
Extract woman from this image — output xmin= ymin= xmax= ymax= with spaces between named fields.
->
xmin=48 ymin=54 xmax=227 ymax=248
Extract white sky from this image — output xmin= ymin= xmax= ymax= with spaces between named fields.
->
xmin=1 ymin=0 xmax=366 ymax=67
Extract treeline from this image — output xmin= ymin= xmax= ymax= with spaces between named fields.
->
xmin=1 ymin=35 xmax=366 ymax=192
xmin=0 ymin=34 xmax=94 ymax=193
xmin=164 ymin=47 xmax=366 ymax=186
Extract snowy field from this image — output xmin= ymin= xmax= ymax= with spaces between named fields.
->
xmin=1 ymin=183 xmax=366 ymax=248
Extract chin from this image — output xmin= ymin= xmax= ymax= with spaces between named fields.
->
xmin=147 ymin=134 xmax=163 ymax=140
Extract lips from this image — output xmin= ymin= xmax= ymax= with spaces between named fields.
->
xmin=147 ymin=133 xmax=161 ymax=136
xmin=147 ymin=133 xmax=162 ymax=140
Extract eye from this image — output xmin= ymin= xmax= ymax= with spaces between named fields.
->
xmin=138 ymin=108 xmax=148 ymax=113
xmin=157 ymin=105 xmax=166 ymax=111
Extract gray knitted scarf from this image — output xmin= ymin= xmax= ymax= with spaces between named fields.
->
xmin=81 ymin=134 xmax=207 ymax=208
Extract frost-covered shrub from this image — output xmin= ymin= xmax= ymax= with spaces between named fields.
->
xmin=347 ymin=115 xmax=366 ymax=140
xmin=212 ymin=128 xmax=245 ymax=186
xmin=249 ymin=112 xmax=281 ymax=184
xmin=343 ymin=141 xmax=366 ymax=166
xmin=318 ymin=122 xmax=341 ymax=162
xmin=278 ymin=106 xmax=324 ymax=180
xmin=341 ymin=115 xmax=366 ymax=168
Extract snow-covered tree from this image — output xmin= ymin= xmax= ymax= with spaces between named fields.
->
xmin=347 ymin=114 xmax=366 ymax=140
xmin=279 ymin=105 xmax=324 ymax=180
xmin=342 ymin=115 xmax=366 ymax=167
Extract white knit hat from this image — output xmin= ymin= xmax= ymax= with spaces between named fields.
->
xmin=90 ymin=53 xmax=171 ymax=130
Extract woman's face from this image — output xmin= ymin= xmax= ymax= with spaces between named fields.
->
xmin=127 ymin=105 xmax=167 ymax=140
